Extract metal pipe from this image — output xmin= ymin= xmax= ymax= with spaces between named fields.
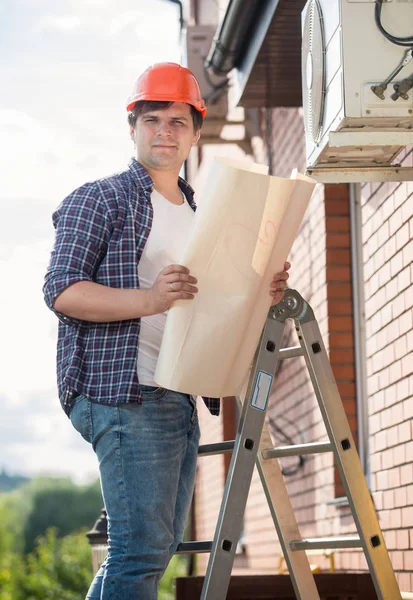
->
xmin=164 ymin=0 xmax=184 ymax=32
xmin=204 ymin=0 xmax=262 ymax=75
xmin=349 ymin=183 xmax=370 ymax=484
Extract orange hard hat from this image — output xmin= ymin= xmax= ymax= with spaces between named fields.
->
xmin=126 ymin=62 xmax=206 ymax=118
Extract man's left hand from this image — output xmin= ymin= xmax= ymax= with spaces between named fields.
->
xmin=270 ymin=261 xmax=291 ymax=306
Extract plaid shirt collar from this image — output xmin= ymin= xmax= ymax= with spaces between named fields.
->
xmin=128 ymin=158 xmax=196 ymax=205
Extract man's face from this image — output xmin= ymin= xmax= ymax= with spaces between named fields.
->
xmin=130 ymin=102 xmax=200 ymax=172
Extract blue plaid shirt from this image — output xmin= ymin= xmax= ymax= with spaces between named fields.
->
xmin=43 ymin=158 xmax=220 ymax=417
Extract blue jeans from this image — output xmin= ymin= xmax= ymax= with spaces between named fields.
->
xmin=69 ymin=386 xmax=200 ymax=600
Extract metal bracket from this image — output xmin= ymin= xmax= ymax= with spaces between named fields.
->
xmin=306 ymin=165 xmax=413 ymax=183
xmin=371 ymin=48 xmax=413 ymax=100
xmin=329 ymin=130 xmax=413 ymax=147
xmin=272 ymin=289 xmax=315 ymax=325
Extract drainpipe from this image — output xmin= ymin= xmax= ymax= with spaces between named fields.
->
xmin=164 ymin=0 xmax=184 ymax=33
xmin=349 ymin=183 xmax=370 ymax=485
xmin=204 ymin=0 xmax=262 ymax=75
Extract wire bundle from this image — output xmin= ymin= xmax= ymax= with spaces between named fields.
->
xmin=375 ymin=0 xmax=413 ymax=47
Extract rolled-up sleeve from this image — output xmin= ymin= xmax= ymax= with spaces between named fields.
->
xmin=43 ymin=182 xmax=110 ymax=323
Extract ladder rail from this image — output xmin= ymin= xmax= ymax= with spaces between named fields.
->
xmin=294 ymin=292 xmax=401 ymax=600
xmin=196 ymin=289 xmax=402 ymax=600
xmin=200 ymin=312 xmax=319 ymax=600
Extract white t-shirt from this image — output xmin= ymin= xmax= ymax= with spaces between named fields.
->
xmin=137 ymin=188 xmax=194 ymax=385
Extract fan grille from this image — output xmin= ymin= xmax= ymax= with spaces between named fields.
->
xmin=302 ymin=0 xmax=326 ymax=144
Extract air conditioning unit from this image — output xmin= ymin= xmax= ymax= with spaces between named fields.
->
xmin=183 ymin=25 xmax=228 ymax=138
xmin=302 ymin=0 xmax=413 ymax=182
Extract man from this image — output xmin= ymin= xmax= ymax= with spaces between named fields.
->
xmin=43 ymin=62 xmax=290 ymax=599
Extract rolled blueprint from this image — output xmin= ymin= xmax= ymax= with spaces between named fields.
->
xmin=154 ymin=157 xmax=316 ymax=398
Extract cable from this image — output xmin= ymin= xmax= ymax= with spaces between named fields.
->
xmin=375 ymin=0 xmax=413 ymax=47
xmin=266 ymin=326 xmax=307 ymax=477
xmin=266 ymin=412 xmax=306 ymax=477
xmin=202 ymin=60 xmax=229 ymax=105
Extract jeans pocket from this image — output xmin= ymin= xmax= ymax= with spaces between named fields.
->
xmin=69 ymin=394 xmax=93 ymax=444
xmin=140 ymin=385 xmax=168 ymax=402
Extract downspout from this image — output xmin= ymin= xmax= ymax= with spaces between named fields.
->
xmin=164 ymin=0 xmax=184 ymax=34
xmin=349 ymin=183 xmax=370 ymax=485
xmin=204 ymin=0 xmax=263 ymax=75
xmin=164 ymin=0 xmax=186 ymax=179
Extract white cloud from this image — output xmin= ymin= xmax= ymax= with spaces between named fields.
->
xmin=35 ymin=15 xmax=86 ymax=32
xmin=1 ymin=0 xmax=181 ymax=482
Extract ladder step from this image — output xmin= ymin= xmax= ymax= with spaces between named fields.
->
xmin=262 ymin=441 xmax=332 ymax=459
xmin=290 ymin=536 xmax=361 ymax=551
xmin=198 ymin=441 xmax=235 ymax=456
xmin=176 ymin=541 xmax=213 ymax=554
xmin=278 ymin=345 xmax=304 ymax=359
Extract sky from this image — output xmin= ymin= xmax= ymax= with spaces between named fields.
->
xmin=0 ymin=0 xmax=181 ymax=484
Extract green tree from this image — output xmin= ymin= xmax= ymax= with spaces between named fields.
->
xmin=159 ymin=555 xmax=188 ymax=600
xmin=23 ymin=480 xmax=102 ymax=553
xmin=0 ymin=501 xmax=24 ymax=600
xmin=13 ymin=528 xmax=93 ymax=600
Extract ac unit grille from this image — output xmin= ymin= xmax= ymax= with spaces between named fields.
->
xmin=302 ymin=0 xmax=326 ymax=144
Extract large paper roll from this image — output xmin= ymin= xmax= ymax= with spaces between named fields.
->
xmin=154 ymin=157 xmax=316 ymax=397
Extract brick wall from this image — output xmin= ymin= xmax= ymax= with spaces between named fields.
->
xmin=191 ymin=107 xmax=413 ymax=590
xmin=361 ymin=148 xmax=413 ymax=592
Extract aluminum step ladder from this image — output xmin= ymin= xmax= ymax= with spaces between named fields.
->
xmin=176 ymin=289 xmax=402 ymax=600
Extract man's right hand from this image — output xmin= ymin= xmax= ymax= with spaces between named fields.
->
xmin=149 ymin=264 xmax=198 ymax=314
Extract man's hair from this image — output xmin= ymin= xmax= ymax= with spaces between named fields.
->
xmin=127 ymin=100 xmax=203 ymax=132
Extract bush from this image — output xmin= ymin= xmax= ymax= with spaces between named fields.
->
xmin=12 ymin=528 xmax=93 ymax=600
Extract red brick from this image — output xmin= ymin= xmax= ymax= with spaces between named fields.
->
xmin=332 ymin=364 xmax=355 ymax=380
xmin=326 ymin=216 xmax=350 ymax=233
xmin=326 ymin=248 xmax=351 ymax=265
xmin=326 ymin=265 xmax=351 ymax=281
xmin=327 ymin=283 xmax=352 ymax=299
xmin=329 ymin=348 xmax=355 ymax=364
xmin=326 ymin=233 xmax=351 ymax=248
xmin=336 ymin=382 xmax=355 ymax=398
xmin=329 ymin=316 xmax=354 ymax=331
xmin=327 ymin=300 xmax=353 ymax=316
xmin=324 ymin=184 xmax=350 ymax=203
